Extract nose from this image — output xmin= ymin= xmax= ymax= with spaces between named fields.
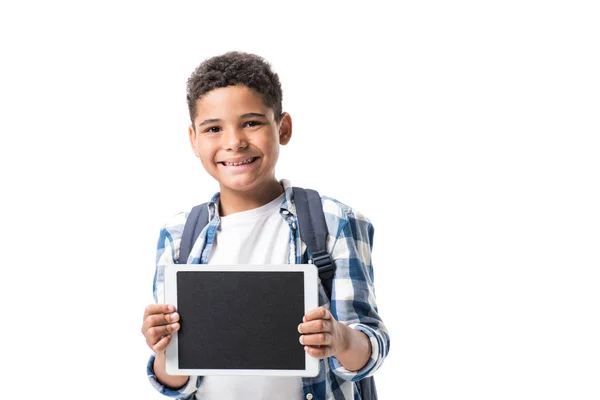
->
xmin=223 ymin=126 xmax=248 ymax=151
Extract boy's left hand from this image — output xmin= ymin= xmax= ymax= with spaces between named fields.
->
xmin=298 ymin=306 xmax=349 ymax=359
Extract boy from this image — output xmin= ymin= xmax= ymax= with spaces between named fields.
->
xmin=141 ymin=51 xmax=390 ymax=399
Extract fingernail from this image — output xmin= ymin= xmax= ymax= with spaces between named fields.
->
xmin=297 ymin=324 xmax=302 ymax=333
xmin=299 ymin=336 xmax=304 ymax=345
xmin=171 ymin=323 xmax=179 ymax=330
xmin=170 ymin=312 xmax=178 ymax=321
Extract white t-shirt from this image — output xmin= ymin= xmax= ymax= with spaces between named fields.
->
xmin=196 ymin=193 xmax=304 ymax=400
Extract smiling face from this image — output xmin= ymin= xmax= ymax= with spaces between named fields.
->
xmin=189 ymin=85 xmax=292 ymax=204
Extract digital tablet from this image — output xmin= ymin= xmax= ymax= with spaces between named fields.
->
xmin=164 ymin=264 xmax=319 ymax=377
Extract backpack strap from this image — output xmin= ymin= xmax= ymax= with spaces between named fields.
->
xmin=178 ymin=202 xmax=209 ymax=264
xmin=294 ymin=187 xmax=377 ymax=399
xmin=292 ymin=187 xmax=336 ymax=298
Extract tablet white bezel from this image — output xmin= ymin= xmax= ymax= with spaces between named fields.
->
xmin=163 ymin=264 xmax=319 ymax=377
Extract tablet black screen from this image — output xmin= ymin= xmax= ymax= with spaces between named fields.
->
xmin=176 ymin=271 xmax=305 ymax=370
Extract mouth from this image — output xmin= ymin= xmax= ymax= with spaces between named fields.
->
xmin=218 ymin=157 xmax=259 ymax=167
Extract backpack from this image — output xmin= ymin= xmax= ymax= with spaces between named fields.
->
xmin=177 ymin=187 xmax=378 ymax=400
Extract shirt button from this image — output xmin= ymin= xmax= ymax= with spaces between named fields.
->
xmin=282 ymin=210 xmax=290 ymax=215
xmin=306 ymin=394 xmax=313 ymax=400
xmin=292 ymin=222 xmax=297 ymax=229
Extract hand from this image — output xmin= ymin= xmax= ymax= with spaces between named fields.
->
xmin=298 ymin=306 xmax=350 ymax=359
xmin=141 ymin=304 xmax=180 ymax=354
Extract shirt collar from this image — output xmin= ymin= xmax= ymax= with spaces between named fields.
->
xmin=280 ymin=179 xmax=297 ymax=217
xmin=205 ymin=179 xmax=297 ymax=221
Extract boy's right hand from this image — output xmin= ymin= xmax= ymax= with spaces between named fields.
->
xmin=142 ymin=304 xmax=180 ymax=354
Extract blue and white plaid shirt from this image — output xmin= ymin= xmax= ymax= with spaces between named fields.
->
xmin=147 ymin=180 xmax=390 ymax=399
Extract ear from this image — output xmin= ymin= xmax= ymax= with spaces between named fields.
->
xmin=188 ymin=124 xmax=200 ymax=157
xmin=278 ymin=112 xmax=292 ymax=145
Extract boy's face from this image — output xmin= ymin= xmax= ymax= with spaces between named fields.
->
xmin=188 ymin=85 xmax=291 ymax=197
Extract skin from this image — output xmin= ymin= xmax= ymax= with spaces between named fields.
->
xmin=298 ymin=306 xmax=372 ymax=372
xmin=189 ymin=85 xmax=291 ymax=216
xmin=141 ymin=85 xmax=371 ymax=389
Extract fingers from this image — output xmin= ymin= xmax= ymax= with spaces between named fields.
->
xmin=153 ymin=333 xmax=172 ymax=353
xmin=298 ymin=307 xmax=332 ymax=334
xmin=303 ymin=306 xmax=331 ymax=322
xmin=148 ymin=321 xmax=180 ymax=338
xmin=143 ymin=304 xmax=174 ymax=320
xmin=300 ymin=332 xmax=331 ymax=347
xmin=142 ymin=311 xmax=180 ymax=334
xmin=298 ymin=318 xmax=331 ymax=335
xmin=142 ymin=304 xmax=180 ymax=351
xmin=304 ymin=345 xmax=332 ymax=359
xmin=145 ymin=322 xmax=180 ymax=348
xmin=298 ymin=307 xmax=339 ymax=359
xmin=298 ymin=314 xmax=333 ymax=359
xmin=144 ymin=312 xmax=180 ymax=329
xmin=300 ymin=332 xmax=334 ymax=359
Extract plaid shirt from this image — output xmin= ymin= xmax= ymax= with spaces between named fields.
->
xmin=147 ymin=180 xmax=390 ymax=399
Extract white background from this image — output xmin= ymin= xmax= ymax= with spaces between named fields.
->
xmin=1 ymin=1 xmax=599 ymax=399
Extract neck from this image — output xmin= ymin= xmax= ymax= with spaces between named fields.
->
xmin=218 ymin=180 xmax=284 ymax=216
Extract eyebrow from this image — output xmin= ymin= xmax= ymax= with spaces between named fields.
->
xmin=197 ymin=118 xmax=221 ymax=127
xmin=197 ymin=113 xmax=268 ymax=127
xmin=240 ymin=113 xmax=267 ymax=119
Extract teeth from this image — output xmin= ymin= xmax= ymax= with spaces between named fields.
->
xmin=224 ymin=158 xmax=254 ymax=166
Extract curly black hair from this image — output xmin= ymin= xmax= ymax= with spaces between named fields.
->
xmin=186 ymin=51 xmax=283 ymax=126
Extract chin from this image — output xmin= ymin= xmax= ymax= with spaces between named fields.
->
xmin=220 ymin=176 xmax=265 ymax=193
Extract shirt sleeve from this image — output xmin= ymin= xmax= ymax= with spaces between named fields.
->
xmin=147 ymin=354 xmax=201 ymax=398
xmin=324 ymin=204 xmax=391 ymax=381
xmin=147 ymin=215 xmax=203 ymax=398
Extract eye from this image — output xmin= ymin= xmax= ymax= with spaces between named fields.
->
xmin=244 ymin=120 xmax=262 ymax=128
xmin=205 ymin=126 xmax=222 ymax=134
